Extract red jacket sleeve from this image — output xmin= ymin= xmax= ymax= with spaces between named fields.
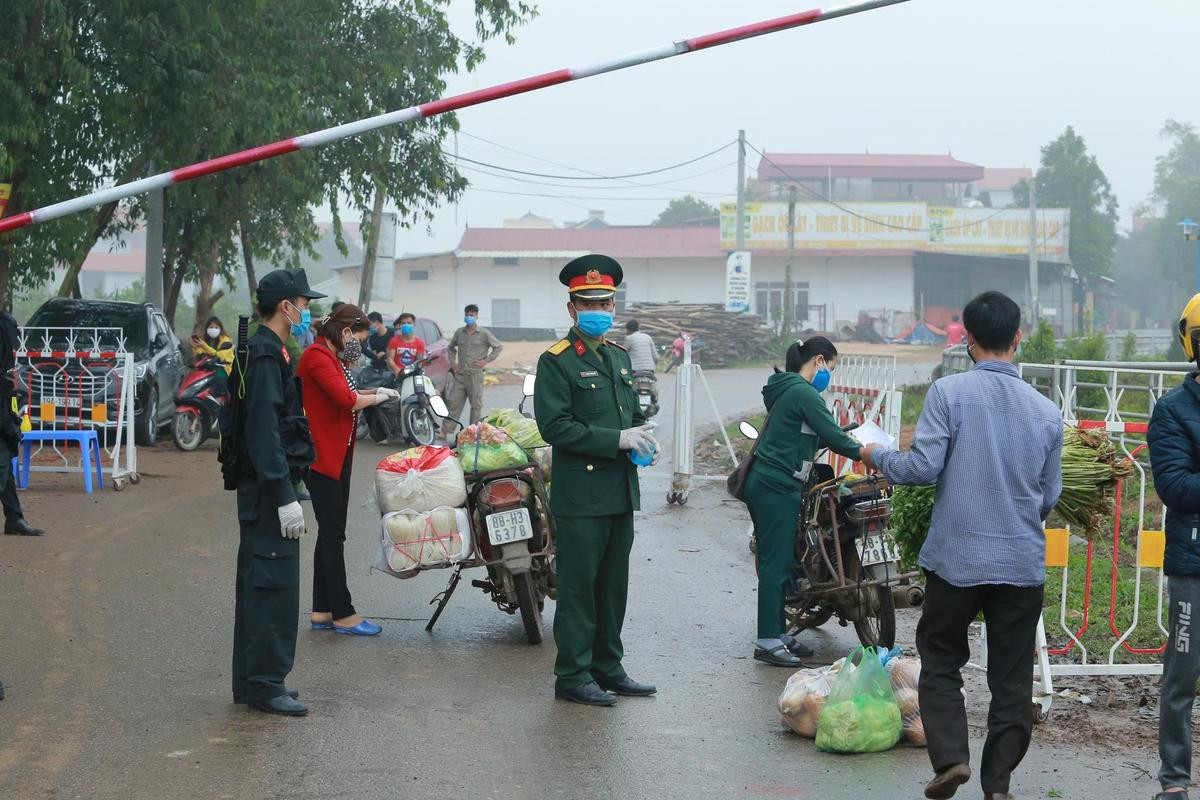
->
xmin=299 ymin=346 xmax=356 ymax=412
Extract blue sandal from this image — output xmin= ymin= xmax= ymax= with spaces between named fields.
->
xmin=333 ymin=619 xmax=382 ymax=636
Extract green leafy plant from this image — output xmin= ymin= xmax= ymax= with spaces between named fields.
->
xmin=888 ymin=485 xmax=935 ymax=572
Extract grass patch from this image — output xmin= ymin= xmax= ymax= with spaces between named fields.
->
xmin=901 ymin=383 xmax=930 ymax=427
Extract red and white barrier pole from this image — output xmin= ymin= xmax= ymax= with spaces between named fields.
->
xmin=0 ymin=0 xmax=909 ymax=235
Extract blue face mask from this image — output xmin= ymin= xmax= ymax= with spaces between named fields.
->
xmin=811 ymin=366 xmax=831 ymax=393
xmin=286 ymin=302 xmax=311 ymax=338
xmin=400 ymin=323 xmax=414 ymax=336
xmin=576 ymin=309 xmax=614 ymax=339
xmin=464 ymin=315 xmax=477 ymax=326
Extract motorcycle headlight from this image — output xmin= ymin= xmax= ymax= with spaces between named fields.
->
xmin=134 ymin=363 xmax=148 ymax=380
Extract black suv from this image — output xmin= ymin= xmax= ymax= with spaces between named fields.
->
xmin=21 ymin=299 xmax=185 ymax=445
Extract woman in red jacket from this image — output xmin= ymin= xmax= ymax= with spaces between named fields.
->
xmin=297 ymin=304 xmax=398 ymax=636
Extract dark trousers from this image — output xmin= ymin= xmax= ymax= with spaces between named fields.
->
xmin=744 ymin=468 xmax=804 ymax=639
xmin=308 ymin=454 xmax=356 ymax=620
xmin=1159 ymin=575 xmax=1200 ymax=790
xmin=552 ymin=513 xmax=634 ymax=692
xmin=917 ymin=571 xmax=1044 ymax=795
xmin=0 ymin=445 xmax=17 ymax=523
xmin=232 ymin=482 xmax=300 ymax=704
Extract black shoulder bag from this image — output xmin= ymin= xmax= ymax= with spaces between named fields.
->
xmin=726 ymin=409 xmax=772 ymax=502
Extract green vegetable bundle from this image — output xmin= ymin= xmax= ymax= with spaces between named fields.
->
xmin=886 ymin=427 xmax=1133 ymax=558
xmin=485 ymin=409 xmax=547 ymax=451
xmin=815 ymin=647 xmax=903 ymax=754
xmin=1055 ymin=426 xmax=1133 ymax=539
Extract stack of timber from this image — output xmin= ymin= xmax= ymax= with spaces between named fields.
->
xmin=617 ymin=303 xmax=775 ymax=367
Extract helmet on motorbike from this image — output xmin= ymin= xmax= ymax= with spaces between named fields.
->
xmin=1179 ymin=293 xmax=1200 ymax=362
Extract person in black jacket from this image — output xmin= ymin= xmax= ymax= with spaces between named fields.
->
xmin=0 ymin=310 xmax=40 ymax=536
xmin=1147 ymin=294 xmax=1200 ymax=800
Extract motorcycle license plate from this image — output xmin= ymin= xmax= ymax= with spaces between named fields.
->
xmin=857 ymin=534 xmax=901 ymax=566
xmin=486 ymin=507 xmax=534 ymax=546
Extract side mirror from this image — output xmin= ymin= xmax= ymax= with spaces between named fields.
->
xmin=155 ymin=333 xmax=170 ymax=348
xmin=429 ymin=395 xmax=449 ymax=418
xmin=522 ymin=373 xmax=536 ymax=397
xmin=738 ymin=420 xmax=760 ymax=440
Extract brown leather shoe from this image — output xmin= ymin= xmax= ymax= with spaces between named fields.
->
xmin=924 ymin=763 xmax=971 ymax=799
xmin=983 ymin=794 xmax=1014 ymax=800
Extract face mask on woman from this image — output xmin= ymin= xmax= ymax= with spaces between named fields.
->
xmin=206 ymin=326 xmax=221 ymax=339
xmin=341 ymin=331 xmax=363 ymax=364
xmin=810 ymin=361 xmax=831 ymax=393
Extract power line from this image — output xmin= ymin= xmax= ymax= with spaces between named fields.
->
xmin=453 ymin=159 xmax=731 ymax=198
xmin=449 ymin=141 xmax=735 ymax=181
xmin=746 ymin=143 xmax=1011 ymax=234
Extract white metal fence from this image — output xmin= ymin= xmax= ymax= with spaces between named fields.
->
xmin=823 ymin=353 xmax=901 ymax=476
xmin=15 ymin=326 xmax=138 ymax=488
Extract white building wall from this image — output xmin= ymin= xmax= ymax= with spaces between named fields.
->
xmin=336 ymin=253 xmax=917 ymax=336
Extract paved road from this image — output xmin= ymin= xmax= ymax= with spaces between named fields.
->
xmin=0 ymin=362 xmax=1157 ymax=799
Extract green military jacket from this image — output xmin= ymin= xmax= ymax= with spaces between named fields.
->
xmin=534 ymin=327 xmax=645 ymax=517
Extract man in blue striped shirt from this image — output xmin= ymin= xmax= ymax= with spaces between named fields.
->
xmin=862 ymin=291 xmax=1062 ymax=800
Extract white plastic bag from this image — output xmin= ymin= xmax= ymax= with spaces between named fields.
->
xmin=375 ymin=446 xmax=467 ymax=514
xmin=886 ymin=656 xmax=925 ymax=746
xmin=372 ymin=507 xmax=472 ymax=579
xmin=778 ymin=659 xmax=844 ymax=738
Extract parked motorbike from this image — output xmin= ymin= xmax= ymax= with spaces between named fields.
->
xmin=171 ymin=353 xmax=230 ymax=451
xmin=425 ymin=388 xmax=556 ymax=644
xmin=355 ymin=356 xmax=442 ymax=447
xmin=633 ymin=370 xmax=659 ymax=419
xmin=740 ymin=420 xmax=915 ymax=649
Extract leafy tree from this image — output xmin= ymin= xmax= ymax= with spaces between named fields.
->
xmin=1014 ymin=126 xmax=1119 ymax=278
xmin=653 ymin=195 xmax=718 ymax=226
xmin=1143 ymin=120 xmax=1200 ymax=304
xmin=3 ymin=0 xmax=535 ymax=331
xmin=1017 ymin=319 xmax=1057 ymax=365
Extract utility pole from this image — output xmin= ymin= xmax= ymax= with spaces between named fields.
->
xmin=784 ymin=185 xmax=796 ymax=336
xmin=358 ymin=181 xmax=385 ymax=312
xmin=736 ymin=129 xmax=746 ymax=252
xmin=144 ymin=159 xmax=165 ymax=310
xmin=1028 ymin=179 xmax=1038 ymax=327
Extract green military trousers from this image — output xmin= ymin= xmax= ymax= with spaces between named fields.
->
xmin=232 ymin=481 xmax=300 ymax=704
xmin=552 ymin=512 xmax=635 ymax=692
xmin=744 ymin=467 xmax=805 ymax=640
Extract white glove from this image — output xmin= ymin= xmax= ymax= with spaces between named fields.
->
xmin=374 ymin=387 xmax=400 ymax=404
xmin=618 ymin=425 xmax=654 ymax=456
xmin=278 ymin=501 xmax=306 ymax=539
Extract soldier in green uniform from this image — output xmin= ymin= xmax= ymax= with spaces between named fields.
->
xmin=534 ymin=254 xmax=660 ymax=707
xmin=226 ymin=269 xmax=322 ymax=716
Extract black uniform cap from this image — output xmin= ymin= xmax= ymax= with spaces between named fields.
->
xmin=257 ymin=269 xmax=327 ymax=303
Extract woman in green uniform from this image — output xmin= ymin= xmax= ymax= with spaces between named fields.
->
xmin=229 ymin=269 xmax=322 ymax=716
xmin=745 ymin=337 xmax=863 ymax=667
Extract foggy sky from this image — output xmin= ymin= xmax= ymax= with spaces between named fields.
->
xmin=371 ymin=0 xmax=1197 ymax=256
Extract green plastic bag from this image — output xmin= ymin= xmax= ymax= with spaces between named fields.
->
xmin=815 ymin=646 xmax=903 ymax=754
xmin=486 ymin=409 xmax=546 ymax=450
xmin=457 ymin=439 xmax=528 ymax=474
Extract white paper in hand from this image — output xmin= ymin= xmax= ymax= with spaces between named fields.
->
xmin=849 ymin=420 xmax=896 ymax=450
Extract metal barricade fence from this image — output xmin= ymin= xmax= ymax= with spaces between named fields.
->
xmin=15 ymin=326 xmax=138 ymax=488
xmin=985 ymin=361 xmax=1182 ymax=718
xmin=823 ymin=353 xmax=901 ymax=476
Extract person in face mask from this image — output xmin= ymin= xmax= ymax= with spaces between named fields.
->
xmin=229 ymin=268 xmax=324 ymax=717
xmin=533 ymin=254 xmax=659 ymax=707
xmin=297 ymin=304 xmax=396 ymax=640
xmin=744 ymin=337 xmax=864 ymax=667
xmin=386 ymin=312 xmax=426 ymax=376
xmin=191 ymin=316 xmax=234 ymax=378
xmin=441 ymin=303 xmax=503 ymax=440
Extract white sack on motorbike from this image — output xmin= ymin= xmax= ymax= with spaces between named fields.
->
xmin=371 ymin=507 xmax=472 ymax=579
xmin=374 ymin=446 xmax=468 ymax=514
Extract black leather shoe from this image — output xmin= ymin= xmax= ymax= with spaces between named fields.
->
xmin=0 ymin=680 xmax=5 ymax=700
xmin=248 ymin=694 xmax=309 ymax=716
xmin=235 ymin=688 xmax=299 ymax=704
xmin=555 ymin=681 xmax=617 ymax=707
xmin=4 ymin=519 xmax=44 ymax=536
xmin=924 ymin=763 xmax=971 ymax=799
xmin=597 ymin=677 xmax=657 ymax=697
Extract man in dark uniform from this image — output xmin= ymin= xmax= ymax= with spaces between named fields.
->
xmin=534 ymin=254 xmax=660 ymax=707
xmin=0 ymin=308 xmax=41 ymax=537
xmin=228 ymin=268 xmax=322 ymax=716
